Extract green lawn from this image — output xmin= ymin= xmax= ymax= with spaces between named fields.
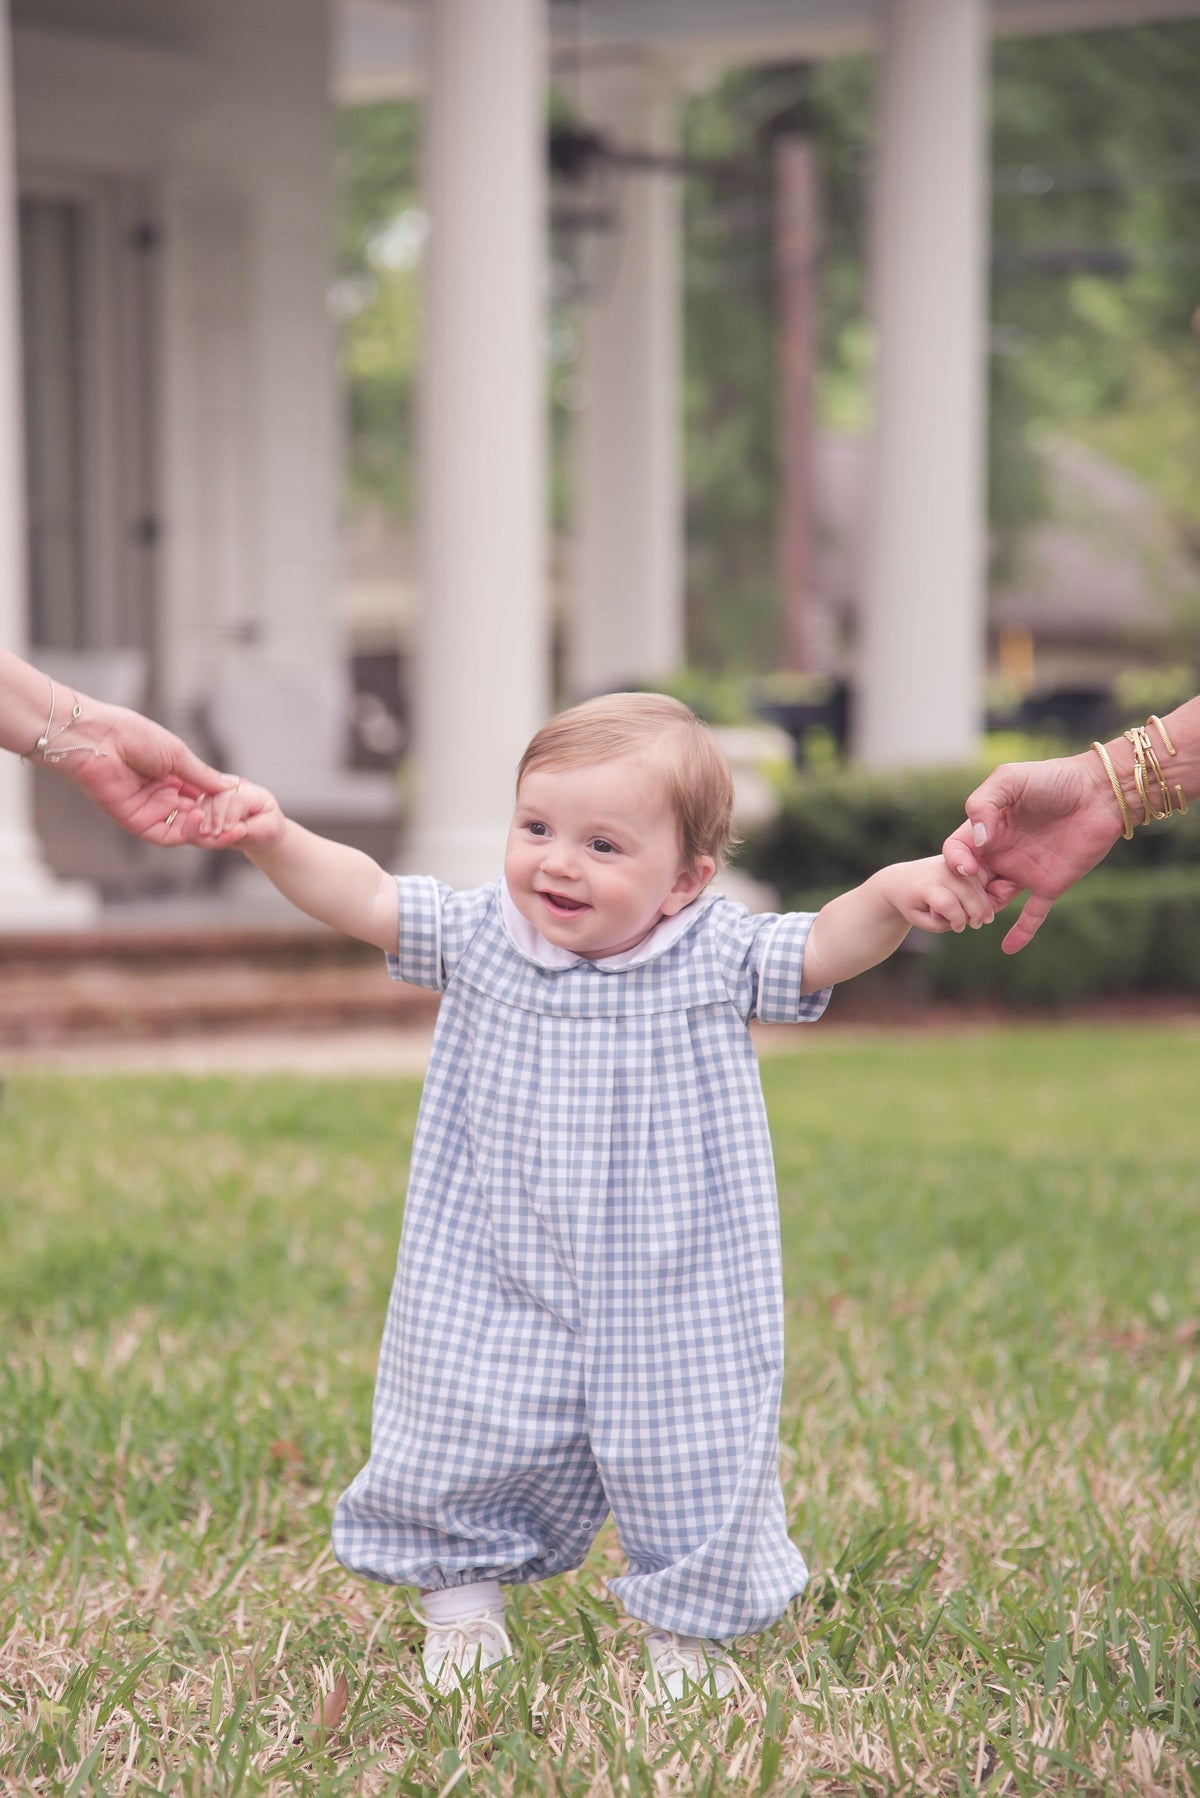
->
xmin=1 ymin=1026 xmax=1198 ymax=1794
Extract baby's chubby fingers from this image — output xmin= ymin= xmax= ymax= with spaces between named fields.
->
xmin=177 ymin=775 xmax=256 ymax=846
xmin=173 ymin=795 xmax=234 ymax=845
xmin=937 ymin=860 xmax=996 ymax=929
xmin=198 ymin=776 xmax=284 ymax=849
xmin=918 ymin=874 xmax=996 ymax=934
xmin=922 ymin=884 xmax=969 ymax=933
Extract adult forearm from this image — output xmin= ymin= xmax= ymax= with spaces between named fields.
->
xmin=0 ymin=649 xmax=62 ymax=756
xmin=245 ymin=821 xmax=399 ymax=952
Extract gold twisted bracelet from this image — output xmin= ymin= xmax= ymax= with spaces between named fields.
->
xmin=1091 ymin=741 xmax=1134 ymax=840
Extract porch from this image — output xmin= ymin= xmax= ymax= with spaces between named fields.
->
xmin=2 ymin=0 xmax=1197 ymax=929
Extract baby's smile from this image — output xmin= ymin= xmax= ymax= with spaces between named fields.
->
xmin=539 ymin=889 xmax=591 ymax=917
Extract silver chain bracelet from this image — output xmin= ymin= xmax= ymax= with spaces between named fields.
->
xmin=22 ymin=677 xmax=109 ymax=764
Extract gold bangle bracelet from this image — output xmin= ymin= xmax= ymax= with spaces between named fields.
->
xmin=1141 ymin=739 xmax=1173 ymax=818
xmin=1148 ymin=714 xmax=1188 ymax=815
xmin=1092 ymin=741 xmax=1134 ymax=840
xmin=1124 ymin=726 xmax=1170 ymax=823
xmin=1148 ymin=713 xmax=1177 ymax=757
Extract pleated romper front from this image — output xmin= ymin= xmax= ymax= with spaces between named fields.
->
xmin=332 ymin=876 xmax=829 ymax=1638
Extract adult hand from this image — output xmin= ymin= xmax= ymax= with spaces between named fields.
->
xmin=943 ymin=750 xmax=1124 ymax=954
xmin=56 ymin=698 xmax=231 ymax=845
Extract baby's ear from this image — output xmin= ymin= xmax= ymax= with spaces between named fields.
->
xmin=663 ymin=856 xmax=716 ymax=914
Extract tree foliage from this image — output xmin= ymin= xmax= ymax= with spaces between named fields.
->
xmin=334 ymin=24 xmax=1200 ymax=670
xmin=990 ymin=26 xmax=1200 ymax=546
xmin=334 ymin=101 xmax=422 ymax=517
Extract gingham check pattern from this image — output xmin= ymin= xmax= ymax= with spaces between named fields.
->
xmin=332 ymin=879 xmax=829 ymax=1638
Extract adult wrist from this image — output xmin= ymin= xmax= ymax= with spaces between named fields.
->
xmin=54 ymin=694 xmax=111 ymax=763
xmin=19 ymin=676 xmax=109 ymax=771
xmin=1096 ymin=719 xmax=1190 ymax=835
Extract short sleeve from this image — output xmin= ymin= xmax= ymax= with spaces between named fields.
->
xmin=384 ymin=877 xmax=499 ymax=990
xmin=752 ymin=910 xmax=831 ymax=1024
xmin=385 ymin=875 xmax=446 ymax=989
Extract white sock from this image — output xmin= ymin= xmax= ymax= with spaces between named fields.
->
xmin=419 ymin=1579 xmax=504 ymax=1625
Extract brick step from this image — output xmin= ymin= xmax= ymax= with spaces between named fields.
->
xmin=0 ymin=928 xmax=438 ymax=1046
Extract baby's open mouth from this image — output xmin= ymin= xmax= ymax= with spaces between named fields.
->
xmin=540 ymin=891 xmax=590 ymax=916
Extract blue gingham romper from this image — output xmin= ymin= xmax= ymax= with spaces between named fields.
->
xmin=332 ymin=877 xmax=830 ymax=1638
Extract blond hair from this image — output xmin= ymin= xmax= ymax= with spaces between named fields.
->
xmin=516 ymin=693 xmax=737 ymax=870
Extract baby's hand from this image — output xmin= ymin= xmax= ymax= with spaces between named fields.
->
xmin=878 ymin=855 xmax=996 ymax=936
xmin=177 ymin=776 xmax=286 ymax=851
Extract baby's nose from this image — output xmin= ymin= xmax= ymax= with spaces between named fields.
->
xmin=542 ymin=839 xmax=579 ymax=874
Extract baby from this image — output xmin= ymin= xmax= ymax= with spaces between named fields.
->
xmin=190 ymin=692 xmax=993 ymax=1701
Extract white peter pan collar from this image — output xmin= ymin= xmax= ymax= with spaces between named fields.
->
xmin=499 ymin=877 xmax=716 ymax=972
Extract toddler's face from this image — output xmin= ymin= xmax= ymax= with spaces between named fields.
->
xmin=505 ymin=756 xmax=714 ymax=960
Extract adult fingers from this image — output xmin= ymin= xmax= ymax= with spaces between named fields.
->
xmin=1000 ymin=892 xmax=1054 ymax=955
xmin=166 ymin=740 xmax=229 ymax=794
xmin=198 ymin=779 xmax=243 ymax=837
xmin=962 ymin=795 xmax=1007 ymax=852
xmin=943 ymin=818 xmax=981 ymax=879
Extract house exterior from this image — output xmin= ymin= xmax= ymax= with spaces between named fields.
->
xmin=2 ymin=0 xmax=354 ymax=920
xmin=1 ymin=0 xmax=1197 ymax=925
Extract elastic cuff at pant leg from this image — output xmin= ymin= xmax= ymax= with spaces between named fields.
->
xmin=418 ymin=1579 xmax=505 ymax=1624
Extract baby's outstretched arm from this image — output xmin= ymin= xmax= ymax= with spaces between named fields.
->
xmin=186 ymin=780 xmax=400 ymax=954
xmin=800 ymin=856 xmax=994 ymax=993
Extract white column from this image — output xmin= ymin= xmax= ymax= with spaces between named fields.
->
xmin=159 ymin=0 xmax=342 ymax=768
xmin=858 ymin=0 xmax=988 ymax=768
xmin=0 ymin=3 xmax=94 ymax=927
xmin=405 ymin=0 xmax=548 ymax=886
xmin=570 ymin=63 xmax=683 ymax=698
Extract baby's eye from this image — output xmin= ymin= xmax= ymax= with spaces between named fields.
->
xmin=590 ymin=838 xmax=617 ymax=856
xmin=526 ymin=820 xmax=549 ymax=838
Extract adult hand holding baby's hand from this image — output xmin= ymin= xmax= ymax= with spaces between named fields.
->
xmin=880 ymin=855 xmax=996 ymax=936
xmin=942 ymin=751 xmax=1123 ymax=954
xmin=175 ymin=776 xmax=286 ymax=850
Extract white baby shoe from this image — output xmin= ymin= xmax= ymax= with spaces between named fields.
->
xmin=416 ymin=1584 xmax=513 ymax=1691
xmin=643 ymin=1627 xmax=736 ymax=1703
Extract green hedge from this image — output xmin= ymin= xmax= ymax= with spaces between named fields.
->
xmin=743 ymin=762 xmax=1200 ymax=894
xmin=923 ymin=868 xmax=1200 ymax=1003
xmin=740 ymin=764 xmax=1200 ymax=1004
xmin=764 ymin=868 xmax=1200 ymax=1005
